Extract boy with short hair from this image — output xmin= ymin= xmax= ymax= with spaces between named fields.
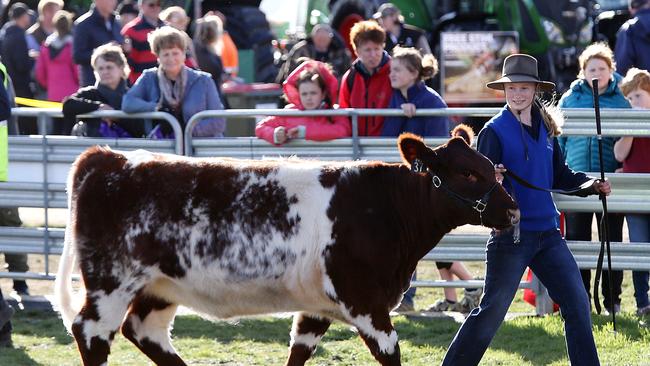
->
xmin=338 ymin=20 xmax=392 ymax=136
xmin=614 ymin=67 xmax=650 ymax=316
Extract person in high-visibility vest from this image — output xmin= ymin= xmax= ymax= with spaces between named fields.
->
xmin=0 ymin=61 xmax=30 ymax=300
xmin=0 ymin=61 xmax=16 ymax=348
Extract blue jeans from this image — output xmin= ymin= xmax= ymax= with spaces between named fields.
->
xmin=403 ymin=272 xmax=416 ymax=305
xmin=442 ymin=229 xmax=599 ymax=366
xmin=627 ymin=214 xmax=650 ymax=309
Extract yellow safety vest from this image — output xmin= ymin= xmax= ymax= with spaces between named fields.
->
xmin=0 ymin=62 xmax=9 ymax=182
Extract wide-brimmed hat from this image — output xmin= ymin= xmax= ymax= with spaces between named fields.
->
xmin=486 ymin=54 xmax=555 ymax=92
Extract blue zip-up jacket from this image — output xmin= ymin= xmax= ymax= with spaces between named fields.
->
xmin=558 ymin=74 xmax=630 ymax=173
xmin=122 ymin=67 xmax=225 ymax=137
xmin=478 ymin=106 xmax=593 ymax=231
xmin=381 ymin=81 xmax=450 ymax=137
xmin=615 ymin=8 xmax=650 ymax=75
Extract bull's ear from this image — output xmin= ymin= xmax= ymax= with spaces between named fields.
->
xmin=398 ymin=133 xmax=434 ymax=168
xmin=451 ymin=124 xmax=475 ymax=145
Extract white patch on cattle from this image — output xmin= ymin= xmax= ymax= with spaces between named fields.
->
xmin=289 ymin=313 xmax=325 ymax=349
xmin=78 ymin=285 xmax=143 ymax=350
xmin=136 ymin=161 xmax=354 ymax=320
xmin=340 ymin=305 xmax=398 ymax=355
xmin=124 ymin=204 xmax=156 ymax=251
xmin=290 ymin=332 xmax=322 ymax=349
xmin=127 ymin=305 xmax=178 ymax=354
xmin=322 ymin=273 xmax=338 ymax=300
xmin=123 ymin=149 xmax=157 ymax=168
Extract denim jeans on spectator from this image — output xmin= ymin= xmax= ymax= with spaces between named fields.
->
xmin=627 ymin=214 xmax=650 ymax=309
xmin=442 ymin=228 xmax=598 ymax=366
xmin=402 ymin=272 xmax=416 ymax=306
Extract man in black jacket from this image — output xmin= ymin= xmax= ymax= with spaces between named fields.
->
xmin=0 ymin=3 xmax=35 ymax=98
xmin=73 ymin=0 xmax=123 ymax=86
xmin=373 ymin=3 xmax=431 ymax=55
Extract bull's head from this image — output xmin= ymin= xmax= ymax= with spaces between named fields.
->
xmin=398 ymin=125 xmax=519 ymax=230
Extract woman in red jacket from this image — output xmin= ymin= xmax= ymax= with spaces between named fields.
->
xmin=256 ymin=60 xmax=350 ymax=145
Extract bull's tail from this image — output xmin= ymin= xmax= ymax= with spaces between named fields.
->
xmin=55 ymin=219 xmax=80 ymax=333
xmin=55 ymin=150 xmax=92 ymax=334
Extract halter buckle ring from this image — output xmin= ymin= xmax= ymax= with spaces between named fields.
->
xmin=432 ymin=175 xmax=442 ymax=188
xmin=473 ymin=200 xmax=487 ymax=213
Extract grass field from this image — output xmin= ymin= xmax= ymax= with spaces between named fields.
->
xmin=1 ymin=258 xmax=649 ymax=365
xmin=0 ymin=307 xmax=648 ymax=365
xmin=1 ymin=211 xmax=648 ymax=364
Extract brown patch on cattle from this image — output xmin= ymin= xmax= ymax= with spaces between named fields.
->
xmin=319 ymin=167 xmax=342 ymax=188
xmin=286 ymin=344 xmax=316 ymax=366
xmin=323 ymin=164 xmax=421 ymax=318
xmin=286 ymin=314 xmax=331 ymax=365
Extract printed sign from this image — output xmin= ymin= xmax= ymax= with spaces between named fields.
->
xmin=440 ymin=31 xmax=519 ymax=104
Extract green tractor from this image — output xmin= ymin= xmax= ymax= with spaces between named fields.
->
xmin=305 ymin=0 xmax=626 ymax=95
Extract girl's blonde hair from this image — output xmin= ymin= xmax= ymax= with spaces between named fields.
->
xmin=578 ymin=42 xmax=616 ymax=78
xmin=391 ymin=46 xmax=438 ymax=80
xmin=195 ymin=15 xmax=223 ymax=45
xmin=620 ymin=68 xmax=650 ymax=96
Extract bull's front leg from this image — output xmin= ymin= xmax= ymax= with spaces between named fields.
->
xmin=349 ymin=310 xmax=401 ymax=366
xmin=285 ymin=313 xmax=332 ymax=366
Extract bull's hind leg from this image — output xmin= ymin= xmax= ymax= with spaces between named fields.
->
xmin=71 ymin=290 xmax=133 ymax=366
xmin=347 ymin=310 xmax=400 ymax=366
xmin=121 ymin=294 xmax=185 ymax=366
xmin=285 ymin=313 xmax=331 ymax=366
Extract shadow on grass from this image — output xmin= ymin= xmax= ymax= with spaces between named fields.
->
xmin=173 ymin=315 xmax=361 ymax=345
xmin=0 ymin=346 xmax=41 ymax=366
xmin=12 ymin=310 xmax=73 ymax=346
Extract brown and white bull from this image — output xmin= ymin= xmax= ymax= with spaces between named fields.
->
xmin=56 ymin=128 xmax=519 ymax=366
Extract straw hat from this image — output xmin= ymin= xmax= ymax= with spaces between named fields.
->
xmin=486 ymin=54 xmax=555 ymax=92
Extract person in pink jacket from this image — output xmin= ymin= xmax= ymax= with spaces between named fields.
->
xmin=35 ymin=10 xmax=78 ymax=103
xmin=256 ymin=60 xmax=350 ymax=145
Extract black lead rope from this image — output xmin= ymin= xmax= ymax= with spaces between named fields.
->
xmin=591 ymin=78 xmax=616 ymax=330
xmin=504 ymin=169 xmax=597 ymax=196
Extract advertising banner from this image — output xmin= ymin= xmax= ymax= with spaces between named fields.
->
xmin=440 ymin=31 xmax=519 ymax=104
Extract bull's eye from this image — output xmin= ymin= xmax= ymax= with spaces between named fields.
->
xmin=462 ymin=171 xmax=477 ymax=182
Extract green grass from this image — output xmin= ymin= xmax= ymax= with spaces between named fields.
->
xmin=1 ymin=310 xmax=649 ymax=365
xmin=2 ymin=261 xmax=648 ymax=365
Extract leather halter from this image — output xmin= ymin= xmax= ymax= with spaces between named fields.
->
xmin=411 ymin=159 xmax=499 ymax=225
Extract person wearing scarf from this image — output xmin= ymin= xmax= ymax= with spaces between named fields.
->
xmin=122 ymin=26 xmax=225 ymax=138
xmin=63 ymin=43 xmax=144 ymax=138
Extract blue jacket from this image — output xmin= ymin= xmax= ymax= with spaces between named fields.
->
xmin=615 ymin=8 xmax=650 ymax=76
xmin=557 ymin=74 xmax=630 ymax=173
xmin=73 ymin=6 xmax=123 ymax=86
xmin=478 ymin=106 xmax=592 ymax=231
xmin=122 ymin=67 xmax=226 ymax=137
xmin=381 ymin=81 xmax=450 ymax=137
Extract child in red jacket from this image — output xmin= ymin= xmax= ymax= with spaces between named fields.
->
xmin=256 ymin=60 xmax=350 ymax=145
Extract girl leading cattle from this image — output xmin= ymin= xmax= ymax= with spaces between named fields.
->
xmin=442 ymin=54 xmax=610 ymax=366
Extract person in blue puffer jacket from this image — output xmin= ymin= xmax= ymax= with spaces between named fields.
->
xmin=557 ymin=42 xmax=630 ymax=315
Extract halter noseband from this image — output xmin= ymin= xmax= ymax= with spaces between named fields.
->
xmin=411 ymin=159 xmax=499 ymax=225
